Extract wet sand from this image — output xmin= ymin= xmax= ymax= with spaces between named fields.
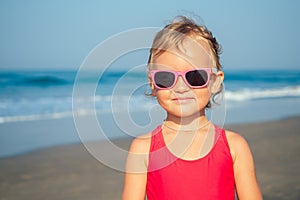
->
xmin=0 ymin=116 xmax=299 ymax=199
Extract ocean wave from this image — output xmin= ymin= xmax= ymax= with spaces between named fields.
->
xmin=0 ymin=71 xmax=75 ymax=88
xmin=0 ymin=94 xmax=157 ymax=124
xmin=1 ymin=86 xmax=300 ymax=124
xmin=224 ymin=70 xmax=300 ymax=84
xmin=0 ymin=109 xmax=111 ymax=124
xmin=225 ymin=86 xmax=300 ymax=101
xmin=0 ymin=105 xmax=154 ymax=124
xmin=20 ymin=76 xmax=69 ymax=86
xmin=0 ymin=112 xmax=74 ymax=124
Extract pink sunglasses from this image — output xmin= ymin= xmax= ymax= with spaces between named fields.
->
xmin=150 ymin=68 xmax=213 ymax=90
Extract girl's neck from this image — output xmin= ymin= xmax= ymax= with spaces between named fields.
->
xmin=165 ymin=112 xmax=209 ymax=131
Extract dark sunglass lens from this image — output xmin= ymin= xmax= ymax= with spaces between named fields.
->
xmin=154 ymin=72 xmax=175 ymax=88
xmin=186 ymin=70 xmax=208 ymax=87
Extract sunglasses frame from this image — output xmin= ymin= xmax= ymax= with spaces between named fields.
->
xmin=150 ymin=68 xmax=213 ymax=90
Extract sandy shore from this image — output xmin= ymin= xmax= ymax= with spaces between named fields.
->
xmin=0 ymin=116 xmax=299 ymax=199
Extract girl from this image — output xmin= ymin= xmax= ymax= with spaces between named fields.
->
xmin=123 ymin=16 xmax=262 ymax=200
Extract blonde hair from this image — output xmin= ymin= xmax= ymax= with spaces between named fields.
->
xmin=147 ymin=16 xmax=224 ymax=108
xmin=148 ymin=16 xmax=222 ymax=71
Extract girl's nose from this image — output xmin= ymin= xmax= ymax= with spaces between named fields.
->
xmin=172 ymin=76 xmax=190 ymax=93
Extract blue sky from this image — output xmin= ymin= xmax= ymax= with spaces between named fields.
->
xmin=0 ymin=0 xmax=299 ymax=70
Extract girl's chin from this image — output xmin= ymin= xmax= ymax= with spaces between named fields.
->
xmin=159 ymin=102 xmax=207 ymax=118
xmin=167 ymin=109 xmax=204 ymax=119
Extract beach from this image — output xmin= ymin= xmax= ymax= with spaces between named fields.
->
xmin=0 ymin=116 xmax=299 ymax=199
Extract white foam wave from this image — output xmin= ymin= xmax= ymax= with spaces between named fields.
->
xmin=0 ymin=109 xmax=108 ymax=124
xmin=0 ymin=95 xmax=155 ymax=124
xmin=225 ymin=86 xmax=300 ymax=101
xmin=1 ymin=86 xmax=300 ymax=124
xmin=0 ymin=112 xmax=73 ymax=124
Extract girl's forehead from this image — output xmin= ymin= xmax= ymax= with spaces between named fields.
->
xmin=152 ymin=39 xmax=214 ymax=71
xmin=181 ymin=38 xmax=214 ymax=65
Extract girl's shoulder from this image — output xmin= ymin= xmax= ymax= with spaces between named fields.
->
xmin=224 ymin=129 xmax=246 ymax=143
xmin=223 ymin=129 xmax=251 ymax=163
xmin=126 ymin=132 xmax=152 ymax=173
xmin=128 ymin=132 xmax=152 ymax=154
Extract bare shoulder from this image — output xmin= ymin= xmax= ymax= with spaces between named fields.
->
xmin=224 ymin=130 xmax=252 ymax=162
xmin=129 ymin=132 xmax=152 ymax=154
xmin=224 ymin=130 xmax=248 ymax=144
xmin=224 ymin=130 xmax=262 ymax=199
xmin=124 ymin=133 xmax=152 ymax=185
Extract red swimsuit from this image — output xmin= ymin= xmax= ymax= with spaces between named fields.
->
xmin=146 ymin=125 xmax=235 ymax=200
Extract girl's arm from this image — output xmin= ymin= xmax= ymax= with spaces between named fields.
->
xmin=227 ymin=131 xmax=263 ymax=200
xmin=122 ymin=135 xmax=150 ymax=200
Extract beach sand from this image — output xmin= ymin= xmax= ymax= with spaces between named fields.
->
xmin=0 ymin=116 xmax=299 ymax=200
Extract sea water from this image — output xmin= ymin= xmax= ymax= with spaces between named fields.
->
xmin=1 ymin=69 xmax=300 ymax=123
xmin=0 ymin=69 xmax=300 ymax=157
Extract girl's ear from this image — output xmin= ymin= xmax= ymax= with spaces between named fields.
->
xmin=151 ymin=82 xmax=154 ymax=90
xmin=210 ymin=71 xmax=224 ymax=93
xmin=148 ymin=78 xmax=156 ymax=96
xmin=151 ymin=82 xmax=157 ymax=96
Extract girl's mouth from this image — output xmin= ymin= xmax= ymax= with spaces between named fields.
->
xmin=172 ymin=97 xmax=195 ymax=103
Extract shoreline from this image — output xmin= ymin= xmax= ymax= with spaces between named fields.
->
xmin=1 ymin=110 xmax=300 ymax=159
xmin=0 ymin=114 xmax=298 ymax=157
xmin=0 ymin=116 xmax=300 ymax=199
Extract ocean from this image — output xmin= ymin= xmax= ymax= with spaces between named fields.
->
xmin=1 ymin=69 xmax=300 ymax=123
xmin=1 ymin=69 xmax=300 ymax=157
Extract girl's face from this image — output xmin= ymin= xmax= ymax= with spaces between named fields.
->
xmin=150 ymin=39 xmax=223 ymax=119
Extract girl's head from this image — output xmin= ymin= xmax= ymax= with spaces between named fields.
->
xmin=147 ymin=16 xmax=224 ymax=116
xmin=148 ymin=16 xmax=222 ymax=72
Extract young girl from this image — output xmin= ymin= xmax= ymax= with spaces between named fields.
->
xmin=123 ymin=16 xmax=262 ymax=200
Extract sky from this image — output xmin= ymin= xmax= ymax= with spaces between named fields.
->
xmin=0 ymin=0 xmax=299 ymax=71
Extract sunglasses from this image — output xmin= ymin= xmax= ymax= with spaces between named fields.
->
xmin=150 ymin=68 xmax=213 ymax=90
